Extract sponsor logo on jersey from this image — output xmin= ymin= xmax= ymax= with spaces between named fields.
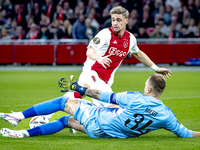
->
xmin=123 ymin=41 xmax=128 ymax=48
xmin=93 ymin=37 xmax=100 ymax=44
xmin=108 ymin=47 xmax=127 ymax=57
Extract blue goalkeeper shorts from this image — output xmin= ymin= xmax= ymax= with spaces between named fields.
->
xmin=74 ymin=99 xmax=111 ymax=138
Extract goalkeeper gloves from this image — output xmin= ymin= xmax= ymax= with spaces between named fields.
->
xmin=58 ymin=75 xmax=87 ymax=96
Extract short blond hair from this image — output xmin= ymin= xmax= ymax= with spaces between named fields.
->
xmin=110 ymin=6 xmax=129 ymax=19
xmin=149 ymin=74 xmax=166 ymax=95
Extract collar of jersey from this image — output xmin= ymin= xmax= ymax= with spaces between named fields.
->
xmin=110 ymin=27 xmax=122 ymax=39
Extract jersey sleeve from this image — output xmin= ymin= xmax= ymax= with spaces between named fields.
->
xmin=129 ymin=34 xmax=139 ymax=54
xmin=164 ymin=110 xmax=193 ymax=138
xmin=87 ymin=29 xmax=110 ymax=50
xmin=99 ymin=91 xmax=140 ymax=108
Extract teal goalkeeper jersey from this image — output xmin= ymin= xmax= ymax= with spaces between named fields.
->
xmin=97 ymin=91 xmax=193 ymax=138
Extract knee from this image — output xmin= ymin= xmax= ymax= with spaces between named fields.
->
xmin=64 ymin=99 xmax=79 ymax=115
xmin=57 ymin=115 xmax=71 ymax=128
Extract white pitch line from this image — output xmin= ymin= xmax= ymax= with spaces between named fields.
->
xmin=0 ymin=104 xmax=35 ymax=107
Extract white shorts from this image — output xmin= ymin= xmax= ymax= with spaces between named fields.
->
xmin=78 ymin=70 xmax=113 ymax=107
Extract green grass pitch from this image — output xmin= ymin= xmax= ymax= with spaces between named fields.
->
xmin=0 ymin=71 xmax=200 ymax=150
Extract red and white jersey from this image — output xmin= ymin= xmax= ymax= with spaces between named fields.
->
xmin=83 ymin=27 xmax=139 ymax=86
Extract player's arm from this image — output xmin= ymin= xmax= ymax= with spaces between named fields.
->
xmin=193 ymin=131 xmax=200 ymax=137
xmin=87 ymin=46 xmax=112 ymax=69
xmin=133 ymin=50 xmax=172 ymax=79
xmin=85 ymin=88 xmax=101 ymax=100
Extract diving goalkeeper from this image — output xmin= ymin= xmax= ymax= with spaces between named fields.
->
xmin=1 ymin=74 xmax=200 ymax=138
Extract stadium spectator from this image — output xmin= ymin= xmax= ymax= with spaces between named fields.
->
xmin=168 ymin=23 xmax=181 ymax=38
xmin=141 ymin=11 xmax=154 ymax=27
xmin=181 ymin=6 xmax=191 ymax=26
xmin=158 ymin=18 xmax=170 ymax=36
xmin=125 ymin=0 xmax=143 ymax=13
xmin=14 ymin=25 xmax=25 ymax=40
xmin=53 ymin=4 xmax=67 ymax=24
xmin=151 ymin=0 xmax=163 ymax=19
xmin=101 ymin=8 xmax=111 ymax=29
xmin=187 ymin=0 xmax=196 ymax=19
xmin=0 ymin=27 xmax=11 ymax=40
xmin=154 ymin=13 xmax=162 ymax=25
xmin=194 ymin=0 xmax=200 ymax=25
xmin=49 ymin=19 xmax=60 ymax=29
xmin=165 ymin=0 xmax=181 ymax=11
xmin=48 ymin=20 xmax=64 ymax=39
xmin=26 ymin=17 xmax=34 ymax=32
xmin=0 ymin=0 xmax=11 ymax=10
xmin=126 ymin=17 xmax=138 ymax=36
xmin=39 ymin=14 xmax=50 ymax=27
xmin=150 ymin=23 xmax=167 ymax=38
xmin=180 ymin=25 xmax=195 ymax=38
xmin=143 ymin=4 xmax=150 ymax=15
xmin=85 ymin=17 xmax=97 ymax=41
xmin=62 ymin=1 xmax=73 ymax=20
xmin=98 ymin=8 xmax=110 ymax=27
xmin=32 ymin=2 xmax=42 ymax=25
xmin=25 ymin=0 xmax=34 ymax=20
xmin=129 ymin=9 xmax=140 ymax=31
xmin=158 ymin=5 xmax=165 ymax=18
xmin=37 ymin=25 xmax=51 ymax=39
xmin=188 ymin=18 xmax=198 ymax=36
xmin=9 ymin=4 xmax=27 ymax=29
xmin=84 ymin=0 xmax=96 ymax=17
xmin=7 ymin=20 xmax=18 ymax=37
xmin=105 ymin=0 xmax=120 ymax=11
xmin=164 ymin=5 xmax=173 ymax=25
xmin=1 ymin=9 xmax=8 ymax=24
xmin=41 ymin=0 xmax=55 ymax=22
xmin=171 ymin=12 xmax=182 ymax=32
xmin=137 ymin=23 xmax=149 ymax=38
xmin=87 ymin=12 xmax=99 ymax=32
xmin=198 ymin=22 xmax=200 ymax=37
xmin=60 ymin=19 xmax=72 ymax=39
xmin=0 ymin=13 xmax=5 ymax=29
xmin=119 ymin=0 xmax=129 ymax=10
xmin=25 ymin=23 xmax=39 ymax=39
xmin=74 ymin=1 xmax=85 ymax=18
xmin=72 ymin=14 xmax=87 ymax=39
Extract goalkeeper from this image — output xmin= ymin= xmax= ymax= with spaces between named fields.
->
xmin=1 ymin=74 xmax=200 ymax=138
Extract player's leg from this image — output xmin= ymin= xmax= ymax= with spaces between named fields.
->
xmin=0 ymin=96 xmax=70 ymax=126
xmin=1 ymin=115 xmax=86 ymax=138
xmin=62 ymin=73 xmax=91 ymax=134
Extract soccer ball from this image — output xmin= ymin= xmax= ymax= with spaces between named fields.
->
xmin=29 ymin=116 xmax=49 ymax=129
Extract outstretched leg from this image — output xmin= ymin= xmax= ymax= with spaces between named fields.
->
xmin=1 ymin=115 xmax=86 ymax=138
xmin=0 ymin=96 xmax=70 ymax=126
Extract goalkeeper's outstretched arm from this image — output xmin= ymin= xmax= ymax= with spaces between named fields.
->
xmin=85 ymin=89 xmax=101 ymax=100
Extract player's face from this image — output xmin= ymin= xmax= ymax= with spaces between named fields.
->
xmin=111 ymin=14 xmax=128 ymax=35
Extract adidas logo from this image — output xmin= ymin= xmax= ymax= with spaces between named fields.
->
xmin=113 ymin=40 xmax=117 ymax=44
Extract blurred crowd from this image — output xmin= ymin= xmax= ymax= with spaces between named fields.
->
xmin=0 ymin=0 xmax=199 ymax=41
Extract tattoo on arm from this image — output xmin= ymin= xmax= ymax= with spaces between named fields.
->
xmin=85 ymin=89 xmax=101 ymax=99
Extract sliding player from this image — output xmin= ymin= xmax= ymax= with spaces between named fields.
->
xmin=1 ymin=74 xmax=200 ymax=138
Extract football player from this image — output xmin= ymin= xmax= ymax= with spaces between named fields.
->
xmin=62 ymin=6 xmax=172 ymax=108
xmin=1 ymin=74 xmax=200 ymax=138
